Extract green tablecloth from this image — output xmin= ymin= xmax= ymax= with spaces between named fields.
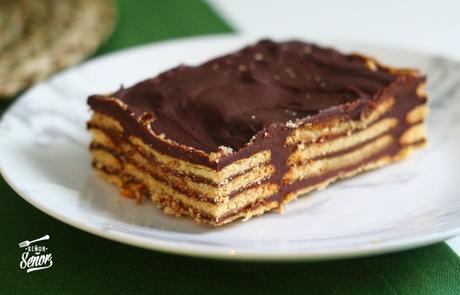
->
xmin=1 ymin=1 xmax=459 ymax=294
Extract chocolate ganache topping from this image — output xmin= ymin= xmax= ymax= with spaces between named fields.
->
xmin=101 ymin=40 xmax=396 ymax=153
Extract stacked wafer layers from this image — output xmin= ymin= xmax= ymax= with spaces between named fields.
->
xmin=88 ymin=39 xmax=428 ymax=225
xmin=88 ymin=112 xmax=279 ymax=223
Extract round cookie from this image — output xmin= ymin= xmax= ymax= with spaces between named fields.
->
xmin=0 ymin=0 xmax=116 ymax=98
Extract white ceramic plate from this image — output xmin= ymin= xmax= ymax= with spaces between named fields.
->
xmin=1 ymin=35 xmax=460 ymax=261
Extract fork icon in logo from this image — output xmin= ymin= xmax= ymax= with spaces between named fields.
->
xmin=18 ymin=235 xmax=50 ymax=248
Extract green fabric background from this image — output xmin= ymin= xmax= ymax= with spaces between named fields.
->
xmin=1 ymin=1 xmax=459 ymax=294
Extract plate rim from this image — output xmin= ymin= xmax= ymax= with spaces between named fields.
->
xmin=3 ymin=168 xmax=460 ymax=261
xmin=1 ymin=33 xmax=460 ymax=261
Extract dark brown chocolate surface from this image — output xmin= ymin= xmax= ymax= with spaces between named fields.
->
xmin=88 ymin=39 xmax=426 ymax=175
xmin=89 ymin=39 xmax=397 ymax=153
